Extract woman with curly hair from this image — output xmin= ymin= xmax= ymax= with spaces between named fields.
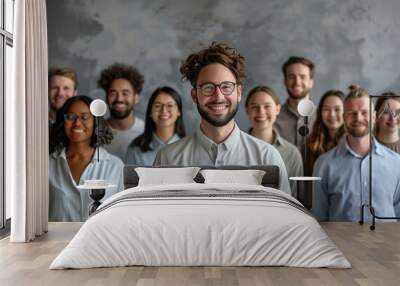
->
xmin=374 ymin=92 xmax=400 ymax=154
xmin=304 ymin=90 xmax=345 ymax=175
xmin=126 ymin=86 xmax=185 ymax=165
xmin=49 ymin=95 xmax=124 ymax=222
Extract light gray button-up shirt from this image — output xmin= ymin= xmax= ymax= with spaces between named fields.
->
xmin=275 ymin=101 xmax=316 ymax=150
xmin=312 ymin=138 xmax=400 ymax=221
xmin=126 ymin=133 xmax=181 ymax=166
xmin=154 ymin=124 xmax=291 ymax=194
xmin=271 ymin=129 xmax=304 ymax=194
xmin=49 ymin=147 xmax=124 ymax=222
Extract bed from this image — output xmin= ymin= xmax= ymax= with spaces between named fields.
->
xmin=50 ymin=165 xmax=350 ymax=269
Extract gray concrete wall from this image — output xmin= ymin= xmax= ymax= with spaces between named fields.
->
xmin=47 ymin=0 xmax=400 ymax=130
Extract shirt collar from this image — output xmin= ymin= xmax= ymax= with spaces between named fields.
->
xmin=283 ymin=101 xmax=301 ymax=118
xmin=151 ymin=133 xmax=180 ymax=148
xmin=195 ymin=123 xmax=241 ymax=151
xmin=338 ymin=136 xmax=385 ymax=158
xmin=373 ymin=138 xmax=388 ymax=157
xmin=272 ymin=129 xmax=284 ymax=147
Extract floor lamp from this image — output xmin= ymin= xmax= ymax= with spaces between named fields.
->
xmin=289 ymin=99 xmax=321 ymax=209
xmin=359 ymin=94 xmax=400 ymax=230
xmin=77 ymin=99 xmax=116 ymax=215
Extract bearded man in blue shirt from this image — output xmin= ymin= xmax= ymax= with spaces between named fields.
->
xmin=312 ymin=85 xmax=400 ymax=221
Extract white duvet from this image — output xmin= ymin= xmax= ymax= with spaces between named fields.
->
xmin=50 ymin=183 xmax=351 ymax=269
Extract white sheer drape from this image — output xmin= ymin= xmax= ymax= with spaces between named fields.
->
xmin=8 ymin=0 xmax=48 ymax=242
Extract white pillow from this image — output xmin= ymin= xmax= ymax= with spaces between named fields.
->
xmin=200 ymin=169 xmax=266 ymax=185
xmin=135 ymin=167 xmax=201 ymax=186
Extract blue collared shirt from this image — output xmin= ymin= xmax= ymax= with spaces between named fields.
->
xmin=312 ymin=138 xmax=400 ymax=221
xmin=154 ymin=124 xmax=291 ymax=194
xmin=49 ymin=147 xmax=124 ymax=222
xmin=126 ymin=133 xmax=181 ymax=166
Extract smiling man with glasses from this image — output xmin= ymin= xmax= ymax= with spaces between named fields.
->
xmin=154 ymin=42 xmax=291 ymax=194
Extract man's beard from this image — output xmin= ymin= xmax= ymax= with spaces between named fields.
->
xmin=287 ymin=87 xmax=310 ymax=100
xmin=345 ymin=122 xmax=370 ymax=138
xmin=109 ymin=103 xmax=134 ymax=119
xmin=196 ymin=101 xmax=238 ymax=127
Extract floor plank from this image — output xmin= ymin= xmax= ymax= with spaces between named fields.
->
xmin=0 ymin=222 xmax=399 ymax=286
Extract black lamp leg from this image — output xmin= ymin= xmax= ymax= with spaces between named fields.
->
xmin=89 ymin=188 xmax=105 ymax=215
xmin=96 ymin=117 xmax=99 ymax=162
xmin=359 ymin=203 xmax=366 ymax=225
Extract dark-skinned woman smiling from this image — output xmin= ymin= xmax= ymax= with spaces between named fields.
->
xmin=49 ymin=95 xmax=124 ymax=222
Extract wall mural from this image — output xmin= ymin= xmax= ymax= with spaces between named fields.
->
xmin=47 ymin=0 xmax=400 ymax=130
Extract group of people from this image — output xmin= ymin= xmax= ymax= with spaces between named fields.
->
xmin=48 ymin=42 xmax=400 ymax=223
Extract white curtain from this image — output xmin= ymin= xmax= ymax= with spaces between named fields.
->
xmin=8 ymin=0 xmax=48 ymax=242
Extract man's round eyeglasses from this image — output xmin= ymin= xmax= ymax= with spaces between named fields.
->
xmin=197 ymin=81 xmax=236 ymax=97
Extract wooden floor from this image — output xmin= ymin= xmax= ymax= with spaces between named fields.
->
xmin=0 ymin=222 xmax=399 ymax=286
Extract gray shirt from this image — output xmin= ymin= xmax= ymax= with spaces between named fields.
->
xmin=275 ymin=101 xmax=316 ymax=150
xmin=154 ymin=124 xmax=291 ymax=194
xmin=104 ymin=117 xmax=145 ymax=162
xmin=49 ymin=147 xmax=124 ymax=222
xmin=271 ymin=129 xmax=304 ymax=195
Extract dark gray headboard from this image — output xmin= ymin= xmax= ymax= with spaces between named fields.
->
xmin=124 ymin=165 xmax=280 ymax=189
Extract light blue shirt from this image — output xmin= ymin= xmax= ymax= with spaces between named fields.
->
xmin=312 ymin=138 xmax=400 ymax=221
xmin=126 ymin=133 xmax=180 ymax=166
xmin=154 ymin=124 xmax=291 ymax=194
xmin=49 ymin=147 xmax=124 ymax=222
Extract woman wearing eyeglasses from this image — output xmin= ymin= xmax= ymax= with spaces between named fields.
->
xmin=49 ymin=95 xmax=124 ymax=222
xmin=126 ymin=86 xmax=186 ymax=165
xmin=374 ymin=93 xmax=400 ymax=154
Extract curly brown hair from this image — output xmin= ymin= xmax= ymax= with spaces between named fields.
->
xmin=97 ymin=63 xmax=144 ymax=94
xmin=180 ymin=42 xmax=246 ymax=87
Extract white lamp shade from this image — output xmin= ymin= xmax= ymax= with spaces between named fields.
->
xmin=90 ymin=99 xmax=107 ymax=117
xmin=298 ymin=99 xmax=316 ymax=117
